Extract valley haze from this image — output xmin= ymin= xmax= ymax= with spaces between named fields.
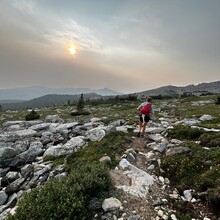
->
xmin=0 ymin=81 xmax=219 ymax=111
xmin=0 ymin=1 xmax=220 ymax=93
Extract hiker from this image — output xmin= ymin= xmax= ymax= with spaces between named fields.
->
xmin=137 ymin=97 xmax=154 ymax=137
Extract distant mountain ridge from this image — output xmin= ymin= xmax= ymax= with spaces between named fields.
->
xmin=0 ymin=81 xmax=219 ymax=111
xmin=1 ymin=93 xmax=103 ymax=110
xmin=135 ymin=81 xmax=220 ymax=97
xmin=0 ymin=86 xmax=122 ymax=101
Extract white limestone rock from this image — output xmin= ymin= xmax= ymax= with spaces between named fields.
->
xmin=0 ymin=129 xmax=37 ymax=142
xmin=45 ymin=115 xmax=64 ymax=123
xmin=86 ymin=127 xmax=105 ymax=141
xmin=102 ymin=197 xmax=122 ymax=212
xmin=44 ymin=136 xmax=85 ymax=157
xmin=117 ymin=159 xmax=154 ymax=197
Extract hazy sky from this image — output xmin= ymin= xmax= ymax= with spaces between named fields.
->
xmin=0 ymin=0 xmax=219 ymax=93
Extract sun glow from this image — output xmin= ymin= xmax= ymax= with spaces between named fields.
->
xmin=68 ymin=46 xmax=76 ymax=55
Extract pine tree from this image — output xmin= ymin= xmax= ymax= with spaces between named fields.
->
xmin=77 ymin=94 xmax=85 ymax=111
xmin=215 ymin=96 xmax=220 ymax=105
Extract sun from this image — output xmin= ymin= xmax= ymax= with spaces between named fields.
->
xmin=68 ymin=46 xmax=76 ymax=55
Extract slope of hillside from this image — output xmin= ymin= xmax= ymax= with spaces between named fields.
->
xmin=136 ymin=81 xmax=220 ymax=97
xmin=1 ymin=93 xmax=103 ymax=110
xmin=0 ymin=86 xmax=122 ymax=100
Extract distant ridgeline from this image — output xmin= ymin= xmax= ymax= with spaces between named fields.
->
xmin=135 ymin=81 xmax=220 ymax=98
xmin=0 ymin=81 xmax=219 ymax=110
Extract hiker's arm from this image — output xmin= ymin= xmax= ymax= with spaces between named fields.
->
xmin=137 ymin=104 xmax=142 ymax=111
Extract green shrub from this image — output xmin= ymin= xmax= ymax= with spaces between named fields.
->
xmin=161 ymin=154 xmax=208 ymax=189
xmin=207 ymin=186 xmax=220 ymax=213
xmin=77 ymin=94 xmax=85 ymax=111
xmin=199 ymin=133 xmax=220 ymax=148
xmin=198 ymin=167 xmax=220 ymax=190
xmin=25 ymin=110 xmax=40 ymax=121
xmin=171 ymin=200 xmax=197 ymax=220
xmin=8 ymin=131 xmax=131 ymax=220
xmin=161 ymin=143 xmax=220 ymax=215
xmin=7 ymin=163 xmax=110 ymax=220
xmin=70 ymin=110 xmax=90 ymax=116
xmin=66 ymin=131 xmax=131 ymax=171
xmin=161 ymin=143 xmax=220 ymax=188
xmin=168 ymin=125 xmax=204 ymax=140
xmin=215 ymin=96 xmax=220 ymax=105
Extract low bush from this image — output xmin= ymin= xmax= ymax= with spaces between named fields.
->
xmin=207 ymin=186 xmax=220 ymax=213
xmin=7 ymin=163 xmax=110 ymax=220
xmin=168 ymin=125 xmax=204 ymax=140
xmin=171 ymin=200 xmax=197 ymax=220
xmin=161 ymin=153 xmax=208 ymax=189
xmin=25 ymin=110 xmax=40 ymax=121
xmin=8 ymin=131 xmax=131 ymax=220
xmin=215 ymin=96 xmax=220 ymax=105
xmin=66 ymin=131 xmax=131 ymax=171
xmin=161 ymin=143 xmax=220 ymax=214
xmin=199 ymin=133 xmax=220 ymax=148
xmin=70 ymin=110 xmax=90 ymax=116
xmin=198 ymin=167 xmax=220 ymax=190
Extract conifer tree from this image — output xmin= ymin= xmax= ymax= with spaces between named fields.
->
xmin=77 ymin=94 xmax=85 ymax=111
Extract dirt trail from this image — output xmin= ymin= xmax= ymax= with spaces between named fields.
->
xmin=110 ymin=135 xmax=167 ymax=220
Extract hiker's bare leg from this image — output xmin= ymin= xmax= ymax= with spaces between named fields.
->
xmin=141 ymin=122 xmax=147 ymax=135
xmin=138 ymin=121 xmax=143 ymax=132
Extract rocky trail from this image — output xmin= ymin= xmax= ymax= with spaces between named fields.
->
xmin=94 ymin=131 xmax=217 ymax=220
xmin=0 ymin=111 xmax=219 ymax=220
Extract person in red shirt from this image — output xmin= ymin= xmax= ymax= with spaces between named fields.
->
xmin=137 ymin=97 xmax=154 ymax=137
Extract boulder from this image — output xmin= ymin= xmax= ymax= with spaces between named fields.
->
xmin=29 ymin=123 xmax=51 ymax=131
xmin=45 ymin=115 xmax=64 ymax=123
xmin=117 ymin=159 xmax=154 ymax=197
xmin=199 ymin=114 xmax=214 ymax=121
xmin=44 ymin=136 xmax=85 ymax=157
xmin=166 ymin=147 xmax=191 ymax=156
xmin=0 ymin=191 xmax=8 ymax=206
xmin=86 ymin=127 xmax=105 ymax=141
xmin=148 ymin=134 xmax=163 ymax=142
xmin=146 ymin=142 xmax=167 ymax=153
xmin=0 ymin=129 xmax=37 ymax=142
xmin=20 ymin=164 xmax=34 ymax=179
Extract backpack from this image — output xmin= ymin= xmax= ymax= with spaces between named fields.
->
xmin=140 ymin=103 xmax=152 ymax=115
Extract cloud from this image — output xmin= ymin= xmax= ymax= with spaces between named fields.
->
xmin=10 ymin=0 xmax=36 ymax=15
xmin=45 ymin=19 xmax=101 ymax=51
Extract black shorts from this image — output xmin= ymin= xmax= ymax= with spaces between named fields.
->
xmin=139 ymin=115 xmax=150 ymax=122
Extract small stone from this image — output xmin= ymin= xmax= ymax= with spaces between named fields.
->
xmin=162 ymin=215 xmax=169 ymax=220
xmin=113 ymin=215 xmax=117 ymax=220
xmin=164 ymin=178 xmax=170 ymax=184
xmin=191 ymin=198 xmax=197 ymax=203
xmin=102 ymin=197 xmax=121 ymax=212
xmin=170 ymin=214 xmax=177 ymax=220
xmin=158 ymin=210 xmax=164 ymax=217
xmin=99 ymin=156 xmax=111 ymax=164
xmin=127 ymin=215 xmax=140 ymax=220
xmin=122 ymin=213 xmax=127 ymax=217
xmin=147 ymin=164 xmax=155 ymax=170
xmin=183 ymin=189 xmax=193 ymax=201
xmin=159 ymin=176 xmax=165 ymax=183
